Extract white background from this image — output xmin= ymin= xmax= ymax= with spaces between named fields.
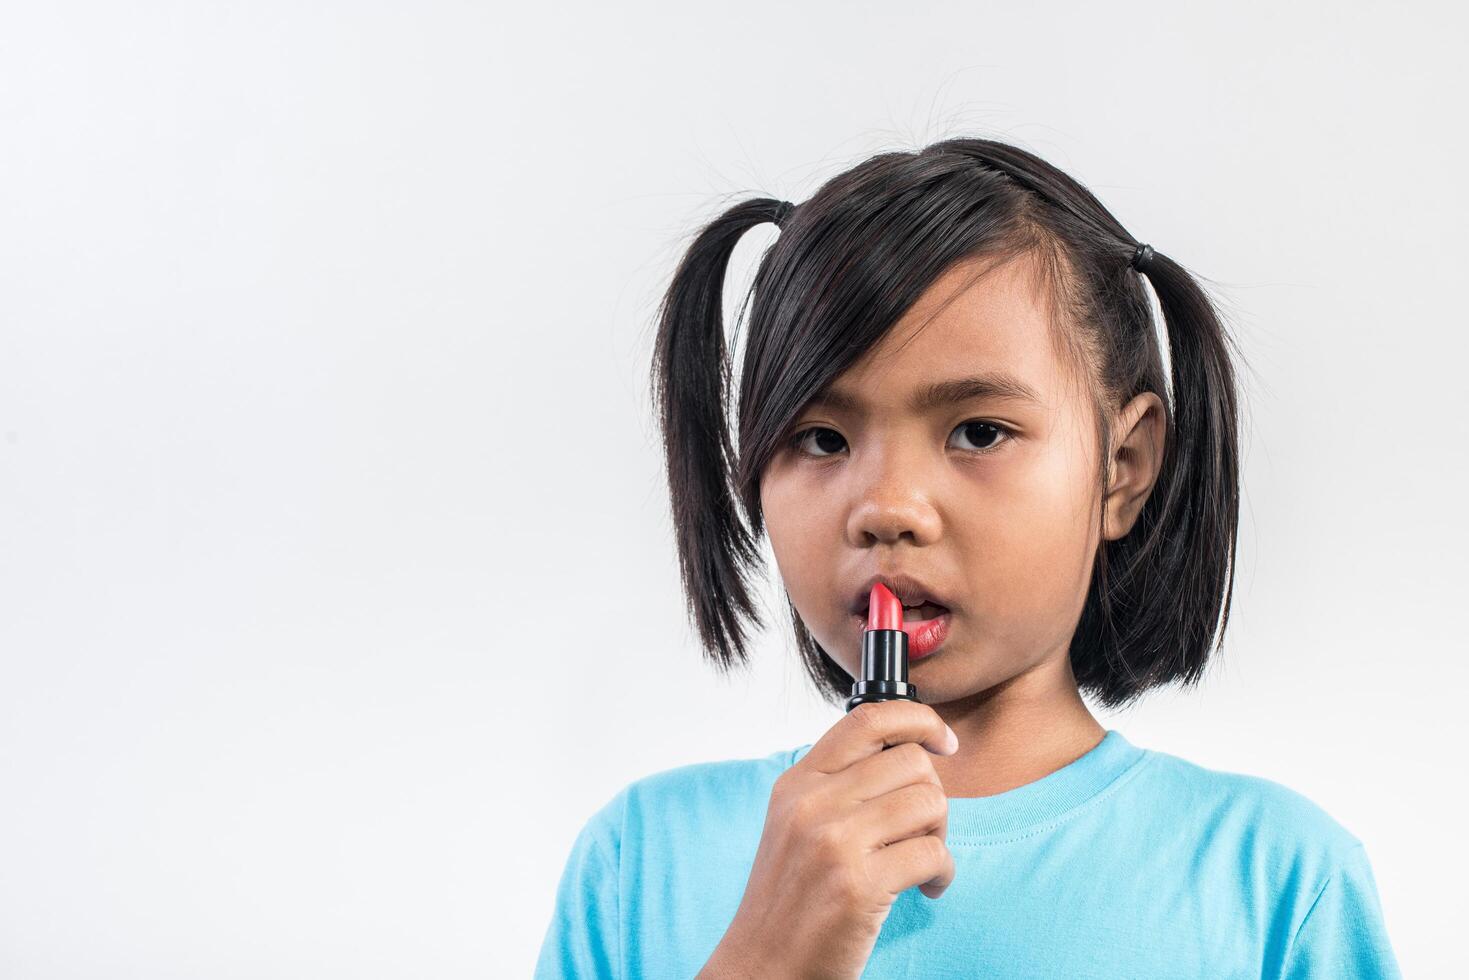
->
xmin=2 ymin=2 xmax=1464 ymax=977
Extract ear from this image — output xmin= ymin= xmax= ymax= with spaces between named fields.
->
xmin=1102 ymin=391 xmax=1167 ymax=541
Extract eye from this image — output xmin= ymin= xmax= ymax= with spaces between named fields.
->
xmin=947 ymin=420 xmax=1011 ymax=453
xmin=789 ymin=426 xmax=847 ymax=457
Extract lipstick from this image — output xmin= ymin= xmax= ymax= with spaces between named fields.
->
xmin=845 ymin=582 xmax=921 ymax=712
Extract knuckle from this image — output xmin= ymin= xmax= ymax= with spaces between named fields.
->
xmin=916 ymin=783 xmax=948 ymax=821
xmin=833 ymin=862 xmax=871 ymax=906
xmin=785 ymin=788 xmax=821 ymax=828
xmin=810 ymin=820 xmax=849 ymax=859
xmin=893 ymin=741 xmax=932 ymax=777
xmin=919 ymin=833 xmax=950 ymax=867
xmin=847 ymin=701 xmax=882 ymax=736
xmin=920 ymin=704 xmax=950 ymax=735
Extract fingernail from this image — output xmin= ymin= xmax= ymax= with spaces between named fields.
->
xmin=945 ymin=725 xmax=959 ymax=752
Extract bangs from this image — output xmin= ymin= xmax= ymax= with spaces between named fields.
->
xmin=733 ymin=158 xmax=1049 ymax=523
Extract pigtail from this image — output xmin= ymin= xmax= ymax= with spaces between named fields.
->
xmin=1079 ymin=247 xmax=1242 ymax=706
xmin=650 ymin=198 xmax=791 ymax=673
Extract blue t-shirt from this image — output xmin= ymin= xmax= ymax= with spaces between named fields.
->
xmin=534 ymin=730 xmax=1400 ymax=978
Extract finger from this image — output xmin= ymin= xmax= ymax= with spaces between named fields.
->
xmin=868 ymin=833 xmax=955 ymax=900
xmin=831 ymin=740 xmax=944 ymax=804
xmin=801 ymin=700 xmax=957 ymax=775
xmin=851 ymin=781 xmax=949 ymax=850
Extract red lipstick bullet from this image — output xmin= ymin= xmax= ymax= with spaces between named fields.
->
xmin=846 ymin=582 xmax=921 ymax=712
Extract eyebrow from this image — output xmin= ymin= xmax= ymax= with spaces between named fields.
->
xmin=810 ymin=372 xmax=1043 ymax=415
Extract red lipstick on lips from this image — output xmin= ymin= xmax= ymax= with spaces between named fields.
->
xmin=845 ymin=582 xmax=922 ymax=712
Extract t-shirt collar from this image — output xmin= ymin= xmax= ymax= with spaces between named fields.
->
xmin=791 ymin=729 xmax=1148 ymax=843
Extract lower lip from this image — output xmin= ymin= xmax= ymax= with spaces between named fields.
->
xmin=853 ymin=612 xmax=951 ymax=660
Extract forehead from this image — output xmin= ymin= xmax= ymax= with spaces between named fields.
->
xmin=824 ymin=251 xmax=1075 ymax=406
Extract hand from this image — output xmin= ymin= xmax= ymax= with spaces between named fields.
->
xmin=697 ymin=700 xmax=958 ymax=980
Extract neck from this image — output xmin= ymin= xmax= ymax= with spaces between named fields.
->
xmin=928 ymin=652 xmax=1105 ymax=798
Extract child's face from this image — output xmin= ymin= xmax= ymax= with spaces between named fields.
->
xmin=759 ymin=252 xmax=1157 ymax=706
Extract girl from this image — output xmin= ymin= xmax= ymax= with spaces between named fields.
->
xmin=534 ymin=137 xmax=1400 ymax=978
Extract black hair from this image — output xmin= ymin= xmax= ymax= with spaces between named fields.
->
xmin=649 ymin=137 xmax=1241 ymax=710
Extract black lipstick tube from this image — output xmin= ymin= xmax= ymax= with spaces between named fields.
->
xmin=845 ymin=626 xmax=920 ymax=712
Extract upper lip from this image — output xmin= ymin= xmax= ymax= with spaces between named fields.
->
xmin=848 ymin=573 xmax=954 ymax=616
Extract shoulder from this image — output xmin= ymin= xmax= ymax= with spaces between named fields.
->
xmin=1133 ymin=744 xmax=1366 ymax=869
xmin=630 ymin=743 xmax=806 ymax=802
xmin=575 ymin=744 xmax=808 ymax=847
xmin=1129 ymin=748 xmax=1400 ymax=975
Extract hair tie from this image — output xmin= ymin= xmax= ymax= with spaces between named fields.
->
xmin=772 ymin=200 xmax=795 ymax=228
xmin=1130 ymin=242 xmax=1155 ymax=274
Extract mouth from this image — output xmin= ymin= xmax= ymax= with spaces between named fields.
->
xmin=848 ymin=603 xmax=952 ymax=660
xmin=848 ymin=573 xmax=955 ymax=622
xmin=852 ymin=600 xmax=951 ymax=623
xmin=847 ymin=574 xmax=955 ymax=660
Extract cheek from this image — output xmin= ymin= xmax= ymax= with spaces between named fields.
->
xmin=760 ymin=469 xmax=826 ymax=589
xmin=959 ymin=442 xmax=1099 ymax=619
xmin=760 ymin=467 xmax=852 ymax=654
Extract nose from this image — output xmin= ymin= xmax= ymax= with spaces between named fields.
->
xmin=844 ymin=448 xmax=943 ymax=548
